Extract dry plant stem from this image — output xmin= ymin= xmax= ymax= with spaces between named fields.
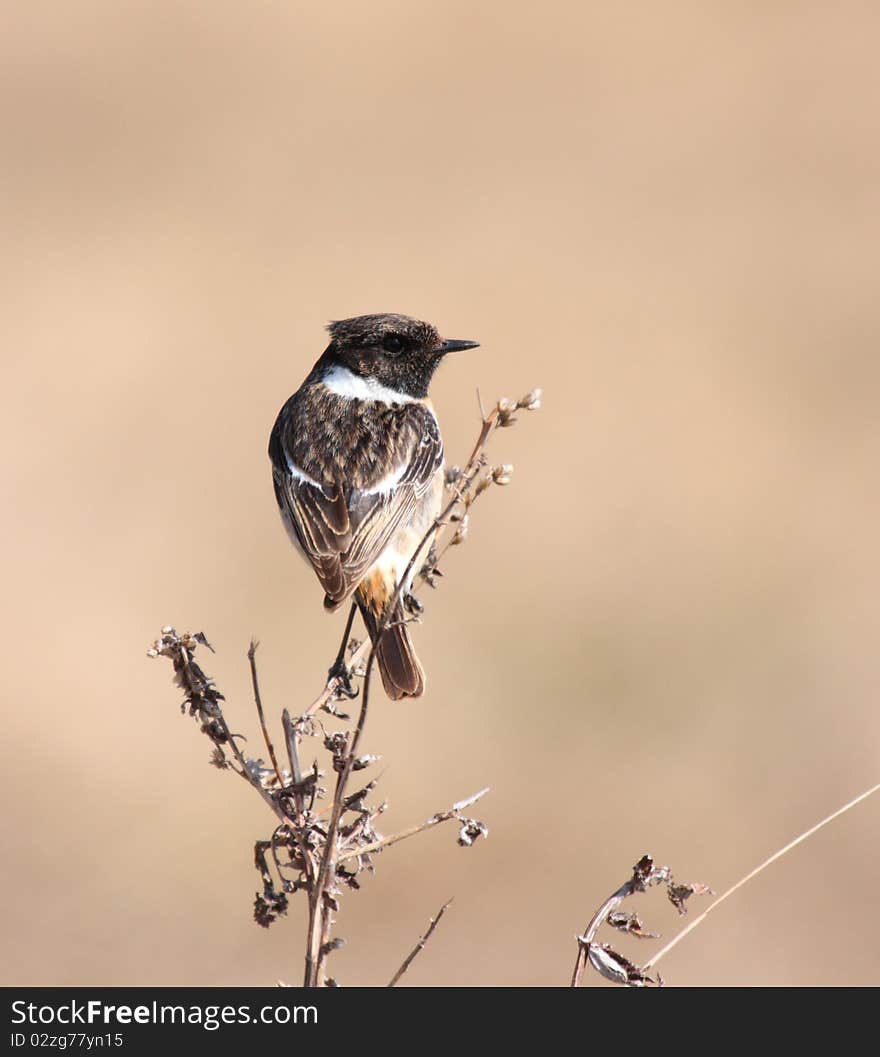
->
xmin=388 ymin=899 xmax=453 ymax=987
xmin=306 ymin=647 xmax=375 ymax=986
xmin=248 ymin=647 xmax=318 ymax=890
xmin=385 ymin=406 xmax=502 ymax=626
xmin=176 ymin=646 xmax=286 ymax=822
xmin=338 ymin=788 xmax=490 ymax=863
xmin=570 ymin=878 xmax=642 ymax=988
xmin=281 ymin=709 xmax=306 ymax=818
xmin=643 ymin=780 xmax=880 ymax=974
xmin=243 ymin=647 xmax=316 ymax=890
xmin=248 ymin=640 xmax=284 ymax=790
xmin=304 ymin=404 xmax=507 ymax=987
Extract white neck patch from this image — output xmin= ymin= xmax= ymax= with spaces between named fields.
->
xmin=321 ymin=365 xmax=415 ymax=405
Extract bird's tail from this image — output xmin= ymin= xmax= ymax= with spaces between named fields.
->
xmin=356 ymin=595 xmax=425 ymax=700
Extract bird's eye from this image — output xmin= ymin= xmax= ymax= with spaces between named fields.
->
xmin=382 ymin=334 xmax=404 ymax=355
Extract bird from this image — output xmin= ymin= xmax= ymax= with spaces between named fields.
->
xmin=268 ymin=313 xmax=479 ymax=700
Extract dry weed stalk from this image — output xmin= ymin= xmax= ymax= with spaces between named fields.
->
xmin=574 ymin=780 xmax=880 ymax=987
xmin=570 ymin=855 xmax=712 ymax=987
xmin=387 ymin=899 xmax=454 ymax=987
xmin=642 ymin=779 xmax=880 ymax=977
xmin=148 ymin=389 xmax=541 ymax=987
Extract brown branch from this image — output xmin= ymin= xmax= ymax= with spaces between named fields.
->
xmin=248 ymin=640 xmax=284 ymax=790
xmin=281 ymin=709 xmax=306 ymax=818
xmin=306 ymin=647 xmax=376 ymax=986
xmin=164 ymin=631 xmax=288 ymax=823
xmin=388 ymin=899 xmax=453 ymax=987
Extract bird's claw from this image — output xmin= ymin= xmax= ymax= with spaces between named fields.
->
xmin=328 ymin=658 xmax=359 ymax=699
xmin=403 ymin=592 xmax=424 ymax=616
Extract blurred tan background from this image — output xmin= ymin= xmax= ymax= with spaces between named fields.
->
xmin=3 ymin=2 xmax=879 ymax=987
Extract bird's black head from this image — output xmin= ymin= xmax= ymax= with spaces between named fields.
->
xmin=321 ymin=313 xmax=479 ymax=398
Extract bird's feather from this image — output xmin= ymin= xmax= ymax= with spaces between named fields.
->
xmin=271 ymin=395 xmax=443 ymax=608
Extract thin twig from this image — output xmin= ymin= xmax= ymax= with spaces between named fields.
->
xmin=388 ymin=899 xmax=453 ymax=987
xmin=382 ymin=407 xmax=501 ymax=635
xmin=307 ymin=647 xmax=376 ymax=985
xmin=248 ymin=640 xmax=284 ymax=790
xmin=475 ymin=387 xmax=486 ymax=421
xmin=176 ymin=644 xmax=287 ymax=821
xmin=281 ymin=709 xmax=305 ymax=818
xmin=644 ymin=781 xmax=880 ymax=973
xmin=338 ymin=788 xmax=490 ymax=863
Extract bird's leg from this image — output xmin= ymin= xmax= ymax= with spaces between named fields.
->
xmin=327 ymin=601 xmax=359 ymax=699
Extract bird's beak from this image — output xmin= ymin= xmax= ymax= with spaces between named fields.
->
xmin=437 ymin=338 xmax=480 ymax=355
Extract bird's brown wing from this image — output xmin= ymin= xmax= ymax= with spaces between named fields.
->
xmin=272 ymin=415 xmax=443 ymax=608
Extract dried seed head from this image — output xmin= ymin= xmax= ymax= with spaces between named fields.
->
xmin=451 ymin=513 xmax=469 ymax=546
xmin=324 ymin=732 xmax=349 ymax=753
xmin=517 ymin=387 xmax=542 ymax=411
xmin=631 ymin=854 xmax=671 ymax=890
xmin=253 ymin=890 xmax=289 ymax=929
xmin=497 ymin=396 xmax=520 ymax=426
xmin=209 ymin=747 xmax=228 ymax=770
xmin=321 ymin=700 xmax=353 ymax=720
xmin=457 ymin=817 xmax=489 ymax=847
xmin=667 ymin=881 xmax=714 ymax=914
xmin=586 ymin=943 xmax=656 ymax=987
xmin=606 ymin=911 xmax=658 ymax=939
xmin=352 ymin=754 xmax=380 ymax=771
xmin=491 ymin=464 xmax=514 ymax=486
xmin=245 ymin=758 xmax=278 ymax=788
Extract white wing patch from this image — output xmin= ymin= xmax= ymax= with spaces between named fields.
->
xmin=284 ymin=455 xmax=322 ymax=490
xmin=362 ymin=462 xmax=408 ymax=495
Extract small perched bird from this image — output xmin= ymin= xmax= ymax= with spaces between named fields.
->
xmin=269 ymin=313 xmax=478 ymax=699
